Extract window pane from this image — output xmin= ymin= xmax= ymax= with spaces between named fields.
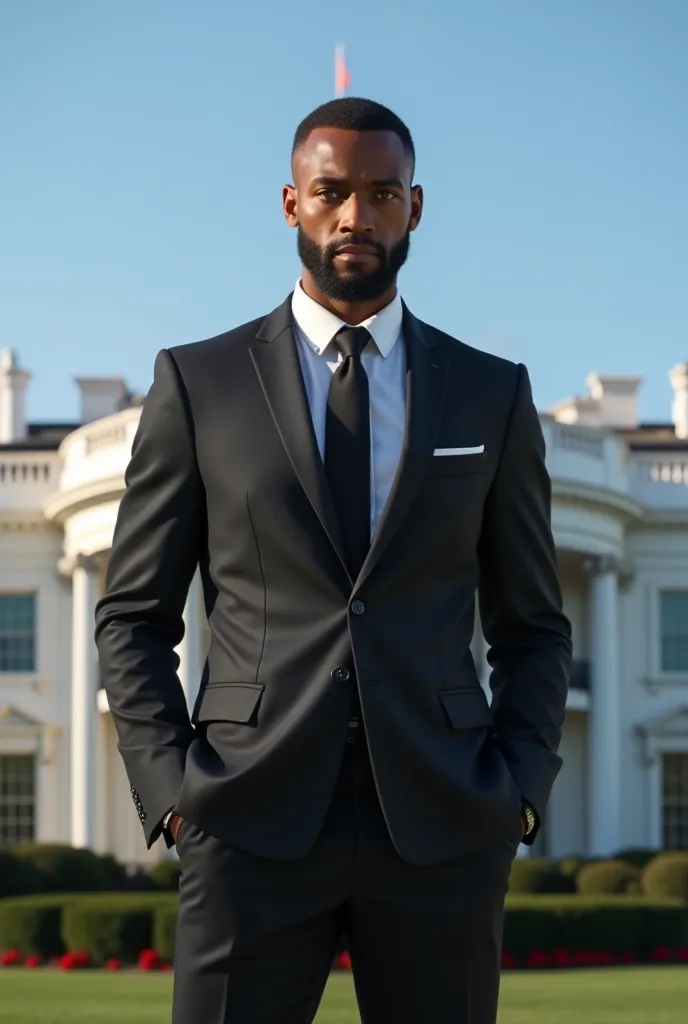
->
xmin=662 ymin=753 xmax=688 ymax=850
xmin=0 ymin=595 xmax=36 ymax=672
xmin=660 ymin=592 xmax=688 ymax=672
xmin=0 ymin=755 xmax=36 ymax=845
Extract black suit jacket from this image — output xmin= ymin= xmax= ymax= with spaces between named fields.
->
xmin=94 ymin=295 xmax=571 ymax=865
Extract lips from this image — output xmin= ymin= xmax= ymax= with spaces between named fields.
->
xmin=336 ymin=245 xmax=377 ymax=256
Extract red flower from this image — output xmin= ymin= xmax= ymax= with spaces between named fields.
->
xmin=25 ymin=955 xmax=40 ymax=968
xmin=501 ymin=952 xmax=518 ymax=969
xmin=337 ymin=951 xmax=351 ymax=970
xmin=650 ymin=946 xmax=672 ymax=963
xmin=551 ymin=949 xmax=573 ymax=968
xmin=572 ymin=951 xmax=595 ymax=967
xmin=138 ymin=948 xmax=161 ymax=971
xmin=1 ymin=950 xmax=23 ymax=967
xmin=60 ymin=949 xmax=89 ymax=971
xmin=106 ymin=958 xmax=122 ymax=971
xmin=677 ymin=948 xmax=688 ymax=962
xmin=526 ymin=949 xmax=551 ymax=968
xmin=619 ymin=952 xmax=637 ymax=964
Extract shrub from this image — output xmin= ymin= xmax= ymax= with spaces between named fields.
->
xmin=502 ymin=905 xmax=554 ymax=957
xmin=148 ymin=859 xmax=181 ymax=892
xmin=577 ymin=860 xmax=642 ymax=896
xmin=0 ymin=849 xmax=42 ymax=899
xmin=502 ymin=895 xmax=688 ymax=960
xmin=0 ymin=895 xmax=69 ymax=958
xmin=644 ymin=904 xmax=688 ymax=951
xmin=122 ymin=869 xmax=159 ymax=893
xmin=153 ymin=901 xmax=179 ymax=962
xmin=152 ymin=900 xmax=178 ymax=962
xmin=14 ymin=844 xmax=110 ymax=893
xmin=97 ymin=854 xmax=129 ymax=890
xmin=615 ymin=848 xmax=660 ymax=870
xmin=61 ymin=898 xmax=155 ymax=964
xmin=643 ymin=852 xmax=688 ymax=901
xmin=558 ymin=857 xmax=591 ymax=882
xmin=508 ymin=859 xmax=575 ymax=894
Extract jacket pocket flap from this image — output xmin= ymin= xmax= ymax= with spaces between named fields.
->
xmin=438 ymin=687 xmax=492 ymax=728
xmin=196 ymin=682 xmax=265 ymax=724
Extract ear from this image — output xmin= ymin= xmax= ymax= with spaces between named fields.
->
xmin=409 ymin=184 xmax=423 ymax=231
xmin=282 ymin=184 xmax=298 ymax=227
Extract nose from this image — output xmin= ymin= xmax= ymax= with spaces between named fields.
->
xmin=338 ymin=192 xmax=375 ymax=236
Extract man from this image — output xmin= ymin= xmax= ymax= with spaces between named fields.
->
xmin=95 ymin=97 xmax=571 ymax=1023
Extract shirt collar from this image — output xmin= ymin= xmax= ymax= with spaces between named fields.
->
xmin=291 ymin=280 xmax=403 ymax=359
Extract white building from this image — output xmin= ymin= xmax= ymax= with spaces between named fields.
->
xmin=2 ymin=346 xmax=688 ymax=866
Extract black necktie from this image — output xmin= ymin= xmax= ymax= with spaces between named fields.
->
xmin=325 ymin=326 xmax=371 ymax=580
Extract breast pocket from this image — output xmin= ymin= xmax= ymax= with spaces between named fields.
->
xmin=426 ymin=452 xmax=488 ymax=478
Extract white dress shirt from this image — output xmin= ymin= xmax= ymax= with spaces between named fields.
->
xmin=291 ymin=281 xmax=407 ymax=539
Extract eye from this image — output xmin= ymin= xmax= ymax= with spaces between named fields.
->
xmin=376 ymin=190 xmax=398 ymax=201
xmin=316 ymin=189 xmax=342 ymax=202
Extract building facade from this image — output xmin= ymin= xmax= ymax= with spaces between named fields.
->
xmin=2 ymin=347 xmax=688 ymax=866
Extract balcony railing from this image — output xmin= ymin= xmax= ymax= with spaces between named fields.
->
xmin=0 ymin=454 xmax=59 ymax=510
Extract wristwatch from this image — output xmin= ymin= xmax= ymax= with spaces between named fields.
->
xmin=522 ymin=801 xmax=536 ymax=837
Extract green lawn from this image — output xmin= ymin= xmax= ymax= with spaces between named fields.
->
xmin=0 ymin=967 xmax=687 ymax=1023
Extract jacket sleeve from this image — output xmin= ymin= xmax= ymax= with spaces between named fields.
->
xmin=477 ymin=363 xmax=572 ymax=843
xmin=94 ymin=348 xmax=204 ymax=848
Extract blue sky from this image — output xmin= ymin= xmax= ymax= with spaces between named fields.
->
xmin=2 ymin=0 xmax=686 ymax=423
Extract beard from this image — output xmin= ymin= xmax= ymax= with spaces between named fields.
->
xmin=297 ymin=225 xmax=411 ymax=303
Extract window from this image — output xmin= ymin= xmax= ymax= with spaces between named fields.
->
xmin=0 ymin=594 xmax=36 ymax=672
xmin=0 ymin=754 xmax=36 ymax=844
xmin=662 ymin=753 xmax=688 ymax=849
xmin=660 ymin=591 xmax=688 ymax=672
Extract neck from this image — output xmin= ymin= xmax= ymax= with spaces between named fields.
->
xmin=299 ymin=273 xmax=397 ymax=325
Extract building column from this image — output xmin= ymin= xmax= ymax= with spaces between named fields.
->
xmin=59 ymin=553 xmax=99 ymax=850
xmin=177 ymin=568 xmax=202 ymax=713
xmin=585 ymin=555 xmax=622 ymax=856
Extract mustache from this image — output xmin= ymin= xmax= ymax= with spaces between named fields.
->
xmin=328 ymin=236 xmax=386 ymax=259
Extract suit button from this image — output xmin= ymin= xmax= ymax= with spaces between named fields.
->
xmin=350 ymin=599 xmax=366 ymax=615
xmin=332 ymin=667 xmax=350 ymax=683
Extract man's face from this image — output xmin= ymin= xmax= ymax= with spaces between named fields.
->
xmin=284 ymin=128 xmax=422 ymax=303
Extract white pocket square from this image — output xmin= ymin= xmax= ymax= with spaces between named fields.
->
xmin=433 ymin=445 xmax=485 ymax=456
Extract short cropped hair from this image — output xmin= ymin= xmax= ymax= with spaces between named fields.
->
xmin=292 ymin=97 xmax=415 ymax=175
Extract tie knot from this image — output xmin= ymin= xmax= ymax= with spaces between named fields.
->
xmin=333 ymin=326 xmax=371 ymax=362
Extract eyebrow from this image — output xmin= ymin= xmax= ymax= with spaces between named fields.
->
xmin=311 ymin=176 xmax=405 ymax=189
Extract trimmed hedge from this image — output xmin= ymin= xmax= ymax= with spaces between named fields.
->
xmin=0 ymin=893 xmax=176 ymax=964
xmin=148 ymin=860 xmax=181 ymax=892
xmin=62 ymin=898 xmax=154 ymax=964
xmin=2 ymin=891 xmax=688 ymax=966
xmin=153 ymin=900 xmax=178 ymax=962
xmin=0 ymin=848 xmax=42 ymax=899
xmin=508 ymin=859 xmax=575 ymax=894
xmin=576 ymin=860 xmax=642 ymax=896
xmin=643 ymin=852 xmax=688 ymax=901
xmin=0 ymin=894 xmax=68 ymax=958
xmin=615 ymin=848 xmax=659 ymax=871
xmin=503 ymin=895 xmax=688 ymax=959
xmin=13 ymin=844 xmax=111 ymax=893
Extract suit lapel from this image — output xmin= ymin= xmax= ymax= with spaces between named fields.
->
xmin=250 ymin=297 xmax=352 ymax=584
xmin=357 ymin=306 xmax=449 ymax=587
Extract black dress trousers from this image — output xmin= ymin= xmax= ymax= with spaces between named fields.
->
xmin=172 ymin=738 xmax=519 ymax=1024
